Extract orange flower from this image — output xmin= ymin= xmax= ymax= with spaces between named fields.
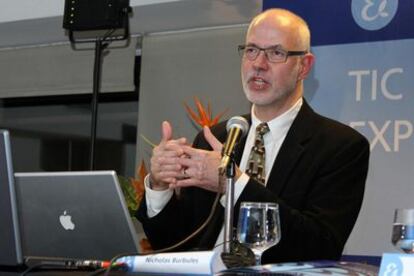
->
xmin=184 ymin=96 xmax=228 ymax=128
xmin=126 ymin=161 xmax=153 ymax=252
xmin=129 ymin=160 xmax=146 ymax=204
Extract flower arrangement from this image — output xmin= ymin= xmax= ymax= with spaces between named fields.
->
xmin=118 ymin=160 xmax=153 ymax=253
xmin=118 ymin=160 xmax=146 ymax=217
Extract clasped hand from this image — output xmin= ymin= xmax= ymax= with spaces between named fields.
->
xmin=150 ymin=121 xmax=225 ymax=193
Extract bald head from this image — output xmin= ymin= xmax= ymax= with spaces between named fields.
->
xmin=247 ymin=9 xmax=311 ymax=51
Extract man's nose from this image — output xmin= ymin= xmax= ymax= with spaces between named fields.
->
xmin=252 ymin=50 xmax=269 ymax=71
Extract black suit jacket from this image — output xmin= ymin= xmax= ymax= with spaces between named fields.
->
xmin=137 ymin=100 xmax=370 ymax=263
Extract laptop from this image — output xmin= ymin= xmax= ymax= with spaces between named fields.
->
xmin=14 ymin=170 xmax=140 ymax=261
xmin=0 ymin=130 xmax=23 ymax=266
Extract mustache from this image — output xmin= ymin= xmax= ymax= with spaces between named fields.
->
xmin=246 ymin=71 xmax=269 ymax=83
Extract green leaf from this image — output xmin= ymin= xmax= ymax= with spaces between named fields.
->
xmin=118 ymin=175 xmax=139 ymax=217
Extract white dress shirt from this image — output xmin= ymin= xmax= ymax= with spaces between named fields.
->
xmin=143 ymin=98 xmax=303 ymax=247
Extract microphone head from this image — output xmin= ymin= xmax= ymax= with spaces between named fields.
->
xmin=226 ymin=116 xmax=249 ymax=138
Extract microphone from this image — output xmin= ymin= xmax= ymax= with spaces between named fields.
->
xmin=219 ymin=116 xmax=249 ymax=172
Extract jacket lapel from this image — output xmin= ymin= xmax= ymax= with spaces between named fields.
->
xmin=231 ymin=103 xmax=317 ymax=195
xmin=265 ymin=100 xmax=317 ymax=196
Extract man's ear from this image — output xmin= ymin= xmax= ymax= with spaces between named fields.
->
xmin=298 ymin=53 xmax=315 ymax=80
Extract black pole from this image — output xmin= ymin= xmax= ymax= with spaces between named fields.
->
xmin=223 ymin=159 xmax=235 ymax=253
xmin=89 ymin=39 xmax=108 ymax=170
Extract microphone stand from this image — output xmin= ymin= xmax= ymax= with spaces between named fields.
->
xmin=221 ymin=157 xmax=256 ymax=268
xmin=223 ymin=159 xmax=235 ymax=254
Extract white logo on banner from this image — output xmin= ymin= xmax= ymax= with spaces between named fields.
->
xmin=351 ymin=0 xmax=398 ymax=30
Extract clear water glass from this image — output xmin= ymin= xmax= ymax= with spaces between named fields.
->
xmin=392 ymin=208 xmax=414 ymax=253
xmin=237 ymin=202 xmax=281 ymax=265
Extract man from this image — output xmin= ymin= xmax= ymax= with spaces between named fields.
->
xmin=137 ymin=8 xmax=370 ymax=263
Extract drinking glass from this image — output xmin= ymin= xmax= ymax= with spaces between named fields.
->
xmin=237 ymin=202 xmax=281 ymax=265
xmin=392 ymin=208 xmax=414 ymax=253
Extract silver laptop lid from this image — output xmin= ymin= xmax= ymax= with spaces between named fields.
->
xmin=14 ymin=171 xmax=139 ymax=261
xmin=0 ymin=130 xmax=23 ymax=266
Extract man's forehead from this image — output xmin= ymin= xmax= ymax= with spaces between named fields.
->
xmin=246 ymin=25 xmax=291 ymax=48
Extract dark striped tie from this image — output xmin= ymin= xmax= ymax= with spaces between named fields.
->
xmin=246 ymin=123 xmax=269 ymax=184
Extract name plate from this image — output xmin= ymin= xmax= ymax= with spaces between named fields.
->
xmin=119 ymin=251 xmax=225 ymax=275
xmin=379 ymin=253 xmax=414 ymax=276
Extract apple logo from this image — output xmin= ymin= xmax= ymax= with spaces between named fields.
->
xmin=59 ymin=210 xmax=75 ymax=230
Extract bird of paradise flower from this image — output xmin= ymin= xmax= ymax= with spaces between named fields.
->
xmin=183 ymin=96 xmax=228 ymax=128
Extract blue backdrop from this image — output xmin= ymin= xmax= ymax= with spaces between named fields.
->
xmin=264 ymin=0 xmax=414 ymax=256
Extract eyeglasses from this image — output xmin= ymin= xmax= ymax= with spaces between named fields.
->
xmin=238 ymin=44 xmax=307 ymax=63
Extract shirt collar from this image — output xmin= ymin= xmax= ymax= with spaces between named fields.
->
xmin=250 ymin=98 xmax=303 ymax=141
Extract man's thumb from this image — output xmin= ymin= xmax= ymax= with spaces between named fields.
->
xmin=161 ymin=121 xmax=173 ymax=142
xmin=203 ymin=126 xmax=223 ymax=152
